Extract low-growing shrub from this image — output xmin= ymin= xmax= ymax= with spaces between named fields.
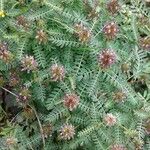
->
xmin=0 ymin=0 xmax=150 ymax=149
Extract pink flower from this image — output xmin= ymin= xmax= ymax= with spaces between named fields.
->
xmin=111 ymin=144 xmax=126 ymax=150
xmin=16 ymin=16 xmax=29 ymax=29
xmin=98 ymin=49 xmax=117 ymax=68
xmin=104 ymin=113 xmax=117 ymax=126
xmin=107 ymin=0 xmax=120 ymax=15
xmin=59 ymin=123 xmax=75 ymax=140
xmin=21 ymin=55 xmax=38 ymax=73
xmin=139 ymin=37 xmax=150 ymax=50
xmin=35 ymin=30 xmax=48 ymax=44
xmin=103 ymin=21 xmax=119 ymax=39
xmin=74 ymin=23 xmax=91 ymax=43
xmin=63 ymin=94 xmax=79 ymax=111
xmin=17 ymin=87 xmax=31 ymax=103
xmin=50 ymin=64 xmax=65 ymax=81
xmin=6 ymin=137 xmax=17 ymax=146
xmin=0 ymin=42 xmax=13 ymax=63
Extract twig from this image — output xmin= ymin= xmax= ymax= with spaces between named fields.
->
xmin=10 ymin=112 xmax=21 ymax=124
xmin=28 ymin=104 xmax=46 ymax=148
xmin=1 ymin=87 xmax=18 ymax=97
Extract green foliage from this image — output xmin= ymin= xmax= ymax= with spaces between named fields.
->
xmin=0 ymin=0 xmax=150 ymax=150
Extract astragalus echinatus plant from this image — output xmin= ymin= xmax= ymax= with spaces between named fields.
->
xmin=0 ymin=0 xmax=150 ymax=150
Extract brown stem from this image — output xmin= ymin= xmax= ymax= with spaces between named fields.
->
xmin=28 ymin=104 xmax=46 ymax=148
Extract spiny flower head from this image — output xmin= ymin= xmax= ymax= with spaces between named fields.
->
xmin=50 ymin=64 xmax=65 ymax=81
xmin=63 ymin=93 xmax=79 ymax=111
xmin=0 ymin=50 xmax=13 ymax=63
xmin=98 ymin=49 xmax=117 ymax=69
xmin=74 ymin=23 xmax=91 ymax=43
xmin=103 ymin=21 xmax=119 ymax=40
xmin=112 ymin=91 xmax=126 ymax=103
xmin=16 ymin=16 xmax=29 ymax=29
xmin=88 ymin=9 xmax=100 ymax=20
xmin=107 ymin=0 xmax=120 ymax=15
xmin=139 ymin=37 xmax=150 ymax=50
xmin=35 ymin=30 xmax=48 ymax=44
xmin=6 ymin=137 xmax=17 ymax=146
xmin=21 ymin=55 xmax=38 ymax=73
xmin=138 ymin=14 xmax=149 ymax=25
xmin=22 ymin=107 xmax=35 ymax=120
xmin=111 ymin=144 xmax=126 ymax=150
xmin=0 ymin=42 xmax=13 ymax=63
xmin=59 ymin=123 xmax=75 ymax=140
xmin=9 ymin=72 xmax=20 ymax=87
xmin=104 ymin=113 xmax=117 ymax=126
xmin=17 ymin=87 xmax=31 ymax=103
xmin=83 ymin=0 xmax=100 ymax=20
xmin=0 ymin=10 xmax=5 ymax=18
xmin=42 ymin=124 xmax=53 ymax=138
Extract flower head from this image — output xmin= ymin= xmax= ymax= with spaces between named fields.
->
xmin=111 ymin=144 xmax=126 ymax=150
xmin=107 ymin=0 xmax=120 ymax=15
xmin=139 ymin=37 xmax=150 ymax=50
xmin=16 ymin=16 xmax=29 ymax=29
xmin=42 ymin=124 xmax=53 ymax=138
xmin=98 ymin=49 xmax=117 ymax=69
xmin=112 ymin=91 xmax=126 ymax=103
xmin=0 ymin=50 xmax=12 ymax=63
xmin=74 ymin=23 xmax=91 ymax=43
xmin=88 ymin=9 xmax=100 ymax=20
xmin=21 ymin=55 xmax=38 ymax=73
xmin=35 ymin=30 xmax=48 ymax=44
xmin=138 ymin=14 xmax=149 ymax=25
xmin=59 ymin=123 xmax=75 ymax=140
xmin=0 ymin=42 xmax=13 ymax=63
xmin=50 ymin=64 xmax=65 ymax=81
xmin=103 ymin=21 xmax=119 ymax=40
xmin=17 ymin=87 xmax=31 ymax=103
xmin=23 ymin=107 xmax=35 ymax=119
xmin=83 ymin=0 xmax=100 ymax=20
xmin=9 ymin=72 xmax=20 ymax=87
xmin=104 ymin=113 xmax=117 ymax=126
xmin=6 ymin=137 xmax=17 ymax=146
xmin=63 ymin=93 xmax=79 ymax=111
